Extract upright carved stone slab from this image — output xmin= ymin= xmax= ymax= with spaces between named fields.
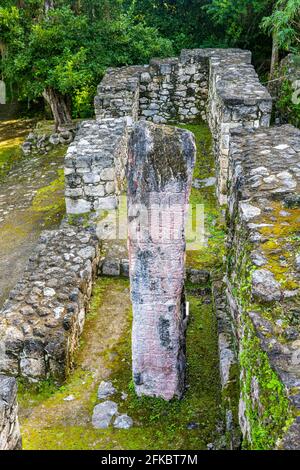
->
xmin=127 ymin=121 xmax=196 ymax=400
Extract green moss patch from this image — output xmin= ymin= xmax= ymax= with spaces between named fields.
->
xmin=32 ymin=167 xmax=66 ymax=227
xmin=177 ymin=123 xmax=226 ymax=273
xmin=19 ymin=277 xmax=224 ymax=450
xmin=240 ymin=316 xmax=293 ymax=450
xmin=0 ymin=119 xmax=33 ymax=179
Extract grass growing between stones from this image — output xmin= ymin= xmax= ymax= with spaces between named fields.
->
xmin=177 ymin=123 xmax=226 ymax=274
xmin=19 ymin=277 xmax=223 ymax=450
xmin=0 ymin=119 xmax=33 ymax=179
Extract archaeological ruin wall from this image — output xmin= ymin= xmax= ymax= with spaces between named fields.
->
xmin=226 ymin=125 xmax=300 ymax=449
xmin=0 ymin=224 xmax=100 ymax=382
xmin=72 ymin=48 xmax=272 ymax=213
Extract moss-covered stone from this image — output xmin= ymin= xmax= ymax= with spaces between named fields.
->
xmin=240 ymin=316 xmax=293 ymax=450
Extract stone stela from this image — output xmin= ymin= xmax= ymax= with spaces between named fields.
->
xmin=127 ymin=121 xmax=196 ymax=400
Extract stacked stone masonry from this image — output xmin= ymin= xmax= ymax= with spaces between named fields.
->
xmin=227 ymin=125 xmax=300 ymax=449
xmin=127 ymin=121 xmax=196 ymax=400
xmin=94 ymin=48 xmax=272 ymax=211
xmin=65 ymin=119 xmax=128 ymax=214
xmin=0 ymin=223 xmax=100 ymax=382
xmin=68 ymin=48 xmax=272 ymax=216
xmin=0 ymin=375 xmax=22 ymax=450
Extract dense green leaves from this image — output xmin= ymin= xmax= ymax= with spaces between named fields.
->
xmin=0 ymin=0 xmax=299 ymax=121
xmin=262 ymin=0 xmax=300 ymax=54
xmin=0 ymin=1 xmax=173 ymax=119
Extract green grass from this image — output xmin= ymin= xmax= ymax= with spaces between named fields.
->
xmin=178 ymin=122 xmax=226 ymax=273
xmin=19 ymin=279 xmax=223 ymax=450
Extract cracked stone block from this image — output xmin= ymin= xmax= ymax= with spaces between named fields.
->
xmin=92 ymin=401 xmax=118 ymax=429
xmin=127 ymin=121 xmax=196 ymax=400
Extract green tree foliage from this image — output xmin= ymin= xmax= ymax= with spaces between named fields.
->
xmin=0 ymin=0 xmax=173 ymax=124
xmin=261 ymin=0 xmax=300 ymax=54
xmin=127 ymin=0 xmax=222 ymax=53
xmin=1 ymin=0 xmax=299 ymax=125
xmin=203 ymin=0 xmax=274 ymax=66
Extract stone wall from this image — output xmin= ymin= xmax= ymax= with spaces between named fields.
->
xmin=0 ymin=221 xmax=100 ymax=382
xmin=0 ymin=375 xmax=22 ymax=450
xmin=127 ymin=121 xmax=196 ymax=400
xmin=226 ymin=125 xmax=300 ymax=449
xmin=207 ymin=51 xmax=272 ymax=204
xmin=89 ymin=47 xmax=272 ymax=214
xmin=139 ymin=55 xmax=208 ymax=124
xmin=94 ymin=66 xmax=143 ymax=126
xmin=65 ymin=119 xmax=128 ymax=214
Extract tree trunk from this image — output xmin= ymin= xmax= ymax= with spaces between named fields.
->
xmin=270 ymin=31 xmax=279 ymax=78
xmin=43 ymin=87 xmax=72 ymax=131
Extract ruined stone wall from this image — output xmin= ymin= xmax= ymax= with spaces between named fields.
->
xmin=65 ymin=119 xmax=128 ymax=214
xmin=207 ymin=51 xmax=272 ymax=204
xmin=226 ymin=125 xmax=300 ymax=450
xmin=0 ymin=375 xmax=21 ymax=450
xmin=127 ymin=121 xmax=196 ymax=400
xmin=0 ymin=222 xmax=100 ymax=382
xmin=139 ymin=55 xmax=208 ymax=124
xmin=90 ymin=48 xmax=272 ymax=211
xmin=94 ymin=66 xmax=143 ymax=127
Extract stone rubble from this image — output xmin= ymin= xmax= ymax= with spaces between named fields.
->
xmin=92 ymin=400 xmax=118 ymax=429
xmin=113 ymin=414 xmax=133 ymax=430
xmin=97 ymin=381 xmax=116 ymax=400
xmin=65 ymin=119 xmax=128 ymax=214
xmin=22 ymin=128 xmax=74 ymax=156
xmin=92 ymin=390 xmax=133 ymax=430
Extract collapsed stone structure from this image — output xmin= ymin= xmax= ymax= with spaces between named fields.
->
xmin=22 ymin=126 xmax=75 ymax=156
xmin=0 ymin=47 xmax=299 ymax=450
xmin=127 ymin=121 xmax=195 ymax=400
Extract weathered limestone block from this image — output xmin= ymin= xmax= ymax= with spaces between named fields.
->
xmin=0 ymin=222 xmax=100 ymax=382
xmin=0 ymin=376 xmax=22 ymax=450
xmin=127 ymin=121 xmax=196 ymax=400
xmin=227 ymin=125 xmax=300 ymax=449
xmin=95 ymin=66 xmax=144 ymax=126
xmin=65 ymin=119 xmax=128 ymax=214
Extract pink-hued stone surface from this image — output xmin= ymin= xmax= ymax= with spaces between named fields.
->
xmin=127 ymin=121 xmax=196 ymax=400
